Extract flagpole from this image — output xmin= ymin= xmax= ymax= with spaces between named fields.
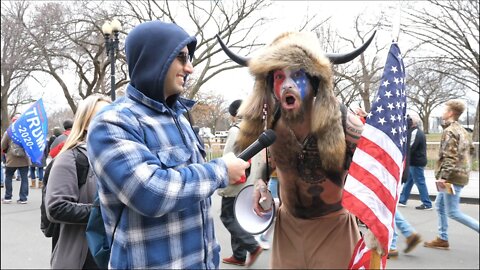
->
xmin=391 ymin=1 xmax=401 ymax=42
xmin=369 ymin=250 xmax=381 ymax=269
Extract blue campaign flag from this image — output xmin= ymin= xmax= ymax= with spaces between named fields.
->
xmin=7 ymin=98 xmax=48 ymax=166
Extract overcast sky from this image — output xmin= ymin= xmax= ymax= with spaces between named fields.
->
xmin=28 ymin=1 xmax=477 ymax=118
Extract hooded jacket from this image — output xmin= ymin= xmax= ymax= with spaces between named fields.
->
xmin=126 ymin=21 xmax=196 ymax=104
xmin=87 ymin=21 xmax=227 ymax=269
xmin=236 ymin=32 xmax=346 ymax=174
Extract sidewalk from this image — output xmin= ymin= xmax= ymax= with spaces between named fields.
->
xmin=409 ymin=170 xmax=479 ymax=204
xmin=1 ymin=177 xmax=478 ymax=269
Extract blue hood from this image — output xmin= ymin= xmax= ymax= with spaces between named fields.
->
xmin=125 ymin=21 xmax=197 ymax=103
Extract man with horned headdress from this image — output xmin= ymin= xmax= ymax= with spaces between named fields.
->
xmin=217 ymin=30 xmax=375 ymax=268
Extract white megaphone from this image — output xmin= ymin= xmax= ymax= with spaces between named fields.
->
xmin=234 ymin=184 xmax=275 ymax=235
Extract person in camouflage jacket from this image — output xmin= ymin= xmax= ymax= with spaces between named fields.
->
xmin=424 ymin=99 xmax=479 ymax=250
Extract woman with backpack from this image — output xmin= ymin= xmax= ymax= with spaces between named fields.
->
xmin=45 ymin=94 xmax=110 ymax=269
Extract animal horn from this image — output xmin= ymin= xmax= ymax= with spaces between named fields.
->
xmin=326 ymin=30 xmax=376 ymax=64
xmin=216 ymin=34 xmax=250 ymax=67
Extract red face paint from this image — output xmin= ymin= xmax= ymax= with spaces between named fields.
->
xmin=273 ymin=70 xmax=286 ymax=99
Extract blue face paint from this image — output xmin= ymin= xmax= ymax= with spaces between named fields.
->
xmin=291 ymin=69 xmax=308 ymax=99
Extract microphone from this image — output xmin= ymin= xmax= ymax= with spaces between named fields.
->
xmin=237 ymin=129 xmax=276 ymax=161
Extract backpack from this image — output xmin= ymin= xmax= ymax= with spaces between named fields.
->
xmin=9 ymin=141 xmax=26 ymax=157
xmin=86 ymin=192 xmax=123 ymax=269
xmin=40 ymin=146 xmax=89 ymax=238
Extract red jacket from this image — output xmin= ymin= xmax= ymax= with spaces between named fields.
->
xmin=49 ymin=130 xmax=71 ymax=158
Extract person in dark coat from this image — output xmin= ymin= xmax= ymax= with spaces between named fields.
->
xmin=398 ymin=113 xmax=432 ymax=210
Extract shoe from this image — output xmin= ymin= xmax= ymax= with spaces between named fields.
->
xmin=415 ymin=204 xmax=433 ymax=210
xmin=38 ymin=181 xmax=43 ymax=189
xmin=387 ymin=249 xmax=399 ymax=259
xmin=398 ymin=202 xmax=407 ymax=207
xmin=2 ymin=198 xmax=12 ymax=204
xmin=424 ymin=237 xmax=449 ymax=250
xmin=246 ymin=246 xmax=263 ymax=267
xmin=16 ymin=200 xmax=27 ymax=204
xmin=222 ymin=256 xmax=245 ymax=266
xmin=30 ymin=179 xmax=36 ymax=188
xmin=404 ymin=233 xmax=422 ymax=253
xmin=255 ymin=234 xmax=271 ymax=250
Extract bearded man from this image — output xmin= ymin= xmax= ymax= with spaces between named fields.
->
xmin=217 ymin=31 xmax=374 ymax=268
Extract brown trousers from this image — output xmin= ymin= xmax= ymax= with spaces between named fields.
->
xmin=271 ymin=206 xmax=360 ymax=269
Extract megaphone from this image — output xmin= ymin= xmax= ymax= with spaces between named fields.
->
xmin=234 ymin=184 xmax=275 ymax=235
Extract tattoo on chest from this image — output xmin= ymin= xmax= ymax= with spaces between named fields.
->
xmin=297 ymin=135 xmax=327 ymax=183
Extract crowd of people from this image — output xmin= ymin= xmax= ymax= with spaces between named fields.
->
xmin=1 ymin=19 xmax=478 ymax=269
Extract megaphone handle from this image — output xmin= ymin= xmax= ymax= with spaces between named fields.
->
xmin=259 ymin=191 xmax=273 ymax=211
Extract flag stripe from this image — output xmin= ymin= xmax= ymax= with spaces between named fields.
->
xmin=350 ymin=148 xmax=399 ymax=199
xmin=360 ymin=124 xmax=403 ymax=176
xmin=347 ymin=162 xmax=396 ymax=214
xmin=343 ymin=174 xmax=394 ymax=235
xmin=343 ymin=187 xmax=392 ymax=249
xmin=348 ymin=237 xmax=370 ymax=269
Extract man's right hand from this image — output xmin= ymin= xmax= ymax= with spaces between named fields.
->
xmin=221 ymin=152 xmax=250 ymax=185
xmin=253 ymin=179 xmax=272 ymax=216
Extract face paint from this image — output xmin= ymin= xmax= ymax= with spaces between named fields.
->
xmin=273 ymin=70 xmax=286 ymax=99
xmin=272 ymin=69 xmax=309 ymax=100
xmin=291 ymin=69 xmax=308 ymax=99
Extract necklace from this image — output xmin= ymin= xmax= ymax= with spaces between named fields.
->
xmin=286 ymin=127 xmax=326 ymax=183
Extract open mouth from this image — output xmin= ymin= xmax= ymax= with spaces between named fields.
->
xmin=282 ymin=93 xmax=299 ymax=110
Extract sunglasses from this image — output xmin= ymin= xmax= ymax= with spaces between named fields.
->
xmin=176 ymin=51 xmax=192 ymax=66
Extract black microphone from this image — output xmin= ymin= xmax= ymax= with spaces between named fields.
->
xmin=237 ymin=129 xmax=276 ymax=161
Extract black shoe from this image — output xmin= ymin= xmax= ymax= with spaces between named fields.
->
xmin=415 ymin=204 xmax=432 ymax=210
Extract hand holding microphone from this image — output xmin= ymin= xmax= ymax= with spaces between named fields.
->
xmin=223 ymin=129 xmax=277 ymax=185
xmin=222 ymin=152 xmax=250 ymax=185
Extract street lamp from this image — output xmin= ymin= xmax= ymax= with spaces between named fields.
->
xmin=102 ymin=18 xmax=122 ymax=101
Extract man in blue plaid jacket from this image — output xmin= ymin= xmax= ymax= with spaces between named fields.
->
xmin=87 ymin=21 xmax=249 ymax=269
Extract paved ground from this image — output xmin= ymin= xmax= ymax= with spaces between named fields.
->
xmin=408 ymin=171 xmax=479 ymax=204
xmin=1 ymin=173 xmax=478 ymax=269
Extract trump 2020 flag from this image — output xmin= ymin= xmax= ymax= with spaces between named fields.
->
xmin=342 ymin=43 xmax=408 ymax=269
xmin=7 ymin=98 xmax=48 ymax=166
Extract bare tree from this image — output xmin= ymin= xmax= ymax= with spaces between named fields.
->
xmin=406 ymin=60 xmax=465 ymax=133
xmin=17 ymin=1 xmax=128 ymax=114
xmin=190 ymin=91 xmax=227 ymax=132
xmin=319 ymin=14 xmax=387 ymax=112
xmin=122 ymin=0 xmax=271 ymax=99
xmin=404 ymin=0 xmax=479 ymax=140
xmin=1 ymin=1 xmax=39 ymax=135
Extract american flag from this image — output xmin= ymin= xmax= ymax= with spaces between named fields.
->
xmin=342 ymin=43 xmax=408 ymax=269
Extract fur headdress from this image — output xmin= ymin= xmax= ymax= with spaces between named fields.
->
xmin=217 ymin=31 xmax=375 ymax=173
xmin=237 ymin=32 xmax=344 ymax=172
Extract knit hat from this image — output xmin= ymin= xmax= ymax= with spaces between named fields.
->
xmin=228 ymin=99 xmax=242 ymax=117
xmin=63 ymin=119 xmax=73 ymax=130
xmin=52 ymin=127 xmax=62 ymax=137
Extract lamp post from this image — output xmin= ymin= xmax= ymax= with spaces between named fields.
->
xmin=102 ymin=19 xmax=122 ymax=101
